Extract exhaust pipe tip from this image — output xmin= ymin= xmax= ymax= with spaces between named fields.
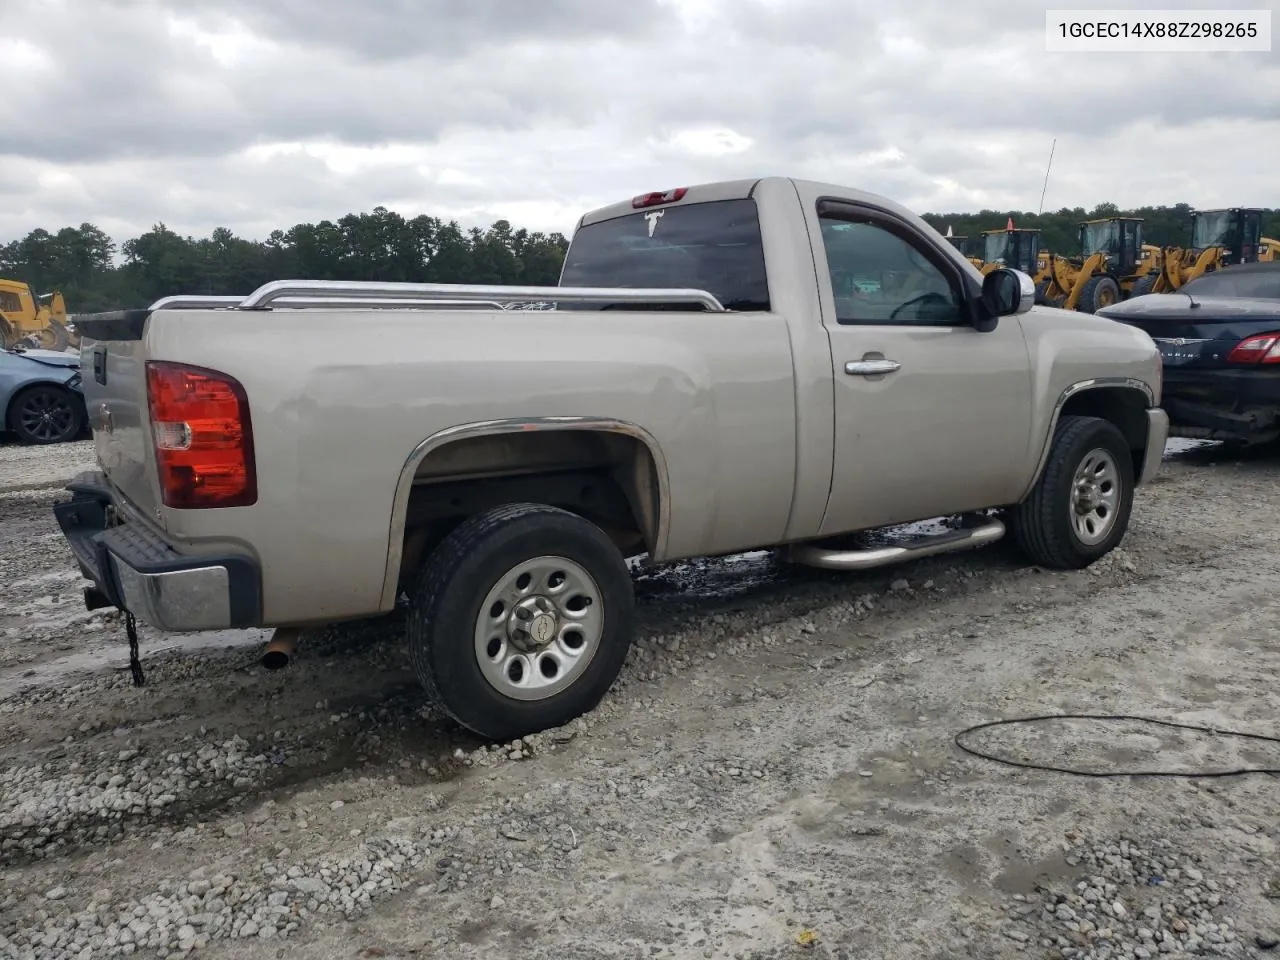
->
xmin=261 ymin=627 xmax=300 ymax=670
xmin=261 ymin=649 xmax=291 ymax=670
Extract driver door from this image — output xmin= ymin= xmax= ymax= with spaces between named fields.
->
xmin=814 ymin=202 xmax=1034 ymax=537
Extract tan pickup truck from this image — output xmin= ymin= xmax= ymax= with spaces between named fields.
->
xmin=55 ymin=177 xmax=1168 ymax=739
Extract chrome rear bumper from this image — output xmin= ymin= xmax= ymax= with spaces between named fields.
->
xmin=52 ymin=471 xmax=261 ymax=632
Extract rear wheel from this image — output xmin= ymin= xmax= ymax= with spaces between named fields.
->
xmin=7 ymin=384 xmax=84 ymax=445
xmin=1077 ymin=274 xmax=1121 ymax=313
xmin=406 ymin=502 xmax=636 ymax=741
xmin=1009 ymin=415 xmax=1134 ymax=569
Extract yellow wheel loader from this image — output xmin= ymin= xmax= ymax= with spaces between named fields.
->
xmin=0 ymin=279 xmax=72 ymax=350
xmin=975 ymin=227 xmax=1053 ymax=298
xmin=1151 ymin=208 xmax=1265 ymax=293
xmin=1041 ymin=217 xmax=1160 ymax=313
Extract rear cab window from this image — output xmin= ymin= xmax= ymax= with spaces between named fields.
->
xmin=558 ymin=198 xmax=771 ymax=311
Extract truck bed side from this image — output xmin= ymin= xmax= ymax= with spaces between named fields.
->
xmin=95 ymin=305 xmax=799 ymax=625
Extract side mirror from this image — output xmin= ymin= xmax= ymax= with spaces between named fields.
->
xmin=979 ymin=267 xmax=1034 ymax=328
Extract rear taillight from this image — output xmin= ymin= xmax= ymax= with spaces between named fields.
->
xmin=1226 ymin=334 xmax=1280 ymax=365
xmin=631 ymin=187 xmax=687 ymax=208
xmin=145 ymin=361 xmax=257 ymax=508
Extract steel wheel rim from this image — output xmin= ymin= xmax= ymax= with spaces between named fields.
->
xmin=1070 ymin=447 xmax=1121 ymax=545
xmin=18 ymin=389 xmax=74 ymax=442
xmin=474 ymin=555 xmax=604 ymax=701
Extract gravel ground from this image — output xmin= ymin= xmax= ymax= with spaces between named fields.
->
xmin=2 ymin=436 xmax=1279 ymax=960
xmin=0 ymin=438 xmax=95 ymax=493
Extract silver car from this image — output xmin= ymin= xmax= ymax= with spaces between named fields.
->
xmin=1 ymin=346 xmax=84 ymax=444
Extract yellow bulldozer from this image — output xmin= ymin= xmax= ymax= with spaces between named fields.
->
xmin=1040 ymin=217 xmax=1162 ymax=313
xmin=1143 ymin=208 xmax=1268 ymax=294
xmin=0 ymin=278 xmax=73 ymax=350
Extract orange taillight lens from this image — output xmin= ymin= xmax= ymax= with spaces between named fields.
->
xmin=145 ymin=361 xmax=257 ymax=508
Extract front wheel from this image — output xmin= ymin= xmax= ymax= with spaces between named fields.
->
xmin=406 ymin=502 xmax=636 ymax=741
xmin=8 ymin=384 xmax=85 ymax=445
xmin=1129 ymin=274 xmax=1157 ymax=299
xmin=1009 ymin=415 xmax=1134 ymax=569
xmin=1077 ymin=274 xmax=1121 ymax=313
xmin=35 ymin=321 xmax=70 ymax=352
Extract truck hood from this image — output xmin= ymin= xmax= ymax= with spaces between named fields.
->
xmin=1097 ymin=294 xmax=1280 ymax=323
xmin=1019 ymin=302 xmax=1135 ymax=332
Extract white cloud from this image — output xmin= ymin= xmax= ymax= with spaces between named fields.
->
xmin=0 ymin=0 xmax=1277 ymax=247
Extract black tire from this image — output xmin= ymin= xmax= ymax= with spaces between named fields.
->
xmin=38 ymin=321 xmax=70 ymax=352
xmin=1009 ymin=415 xmax=1134 ymax=570
xmin=1077 ymin=274 xmax=1121 ymax=313
xmin=1129 ymin=274 xmax=1157 ymax=299
xmin=406 ymin=502 xmax=635 ymax=741
xmin=1034 ymin=280 xmax=1050 ymax=304
xmin=7 ymin=383 xmax=85 ymax=445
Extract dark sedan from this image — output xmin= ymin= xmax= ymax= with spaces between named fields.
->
xmin=1096 ymin=262 xmax=1280 ymax=445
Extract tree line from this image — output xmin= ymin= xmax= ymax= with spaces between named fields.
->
xmin=3 ymin=201 xmax=1278 ymax=314
xmin=0 ymin=208 xmax=571 ymax=313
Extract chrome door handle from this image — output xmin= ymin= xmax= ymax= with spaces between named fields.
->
xmin=845 ymin=359 xmax=901 ymax=376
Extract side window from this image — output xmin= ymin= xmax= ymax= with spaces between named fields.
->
xmin=818 ymin=215 xmax=966 ymax=326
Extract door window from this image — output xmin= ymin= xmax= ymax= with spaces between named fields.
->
xmin=819 ymin=216 xmax=966 ymax=326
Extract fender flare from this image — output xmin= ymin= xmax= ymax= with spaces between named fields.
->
xmin=379 ymin=416 xmax=672 ymax=610
xmin=1021 ymin=377 xmax=1156 ymax=498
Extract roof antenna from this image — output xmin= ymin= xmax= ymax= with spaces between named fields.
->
xmin=1038 ymin=138 xmax=1056 ymax=216
xmin=1183 ymin=289 xmax=1200 ymax=309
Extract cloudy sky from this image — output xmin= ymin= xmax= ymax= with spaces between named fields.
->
xmin=3 ymin=0 xmax=1278 ymax=246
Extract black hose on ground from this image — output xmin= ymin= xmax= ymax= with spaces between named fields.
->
xmin=953 ymin=713 xmax=1280 ymax=778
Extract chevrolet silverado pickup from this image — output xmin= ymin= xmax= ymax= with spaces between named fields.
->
xmin=55 ymin=176 xmax=1169 ymax=740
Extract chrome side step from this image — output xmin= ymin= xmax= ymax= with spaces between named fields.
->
xmin=786 ymin=516 xmax=1006 ymax=571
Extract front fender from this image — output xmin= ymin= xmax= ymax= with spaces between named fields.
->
xmin=1016 ymin=309 xmax=1162 ymax=494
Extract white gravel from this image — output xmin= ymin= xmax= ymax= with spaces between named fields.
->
xmin=2 ymin=438 xmax=1279 ymax=959
xmin=0 ymin=438 xmax=95 ymax=493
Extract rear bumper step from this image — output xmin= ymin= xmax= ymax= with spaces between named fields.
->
xmin=53 ymin=470 xmax=261 ymax=632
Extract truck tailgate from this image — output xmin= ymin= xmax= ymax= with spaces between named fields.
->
xmin=76 ymin=311 xmax=162 ymax=523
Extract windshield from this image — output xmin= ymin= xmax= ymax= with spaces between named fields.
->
xmin=1181 ymin=268 xmax=1280 ymax=300
xmin=982 ymin=232 xmax=1012 ymax=264
xmin=1192 ymin=211 xmax=1235 ymax=250
xmin=1080 ymin=221 xmax=1119 ymax=256
xmin=558 ymin=198 xmax=770 ymax=311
